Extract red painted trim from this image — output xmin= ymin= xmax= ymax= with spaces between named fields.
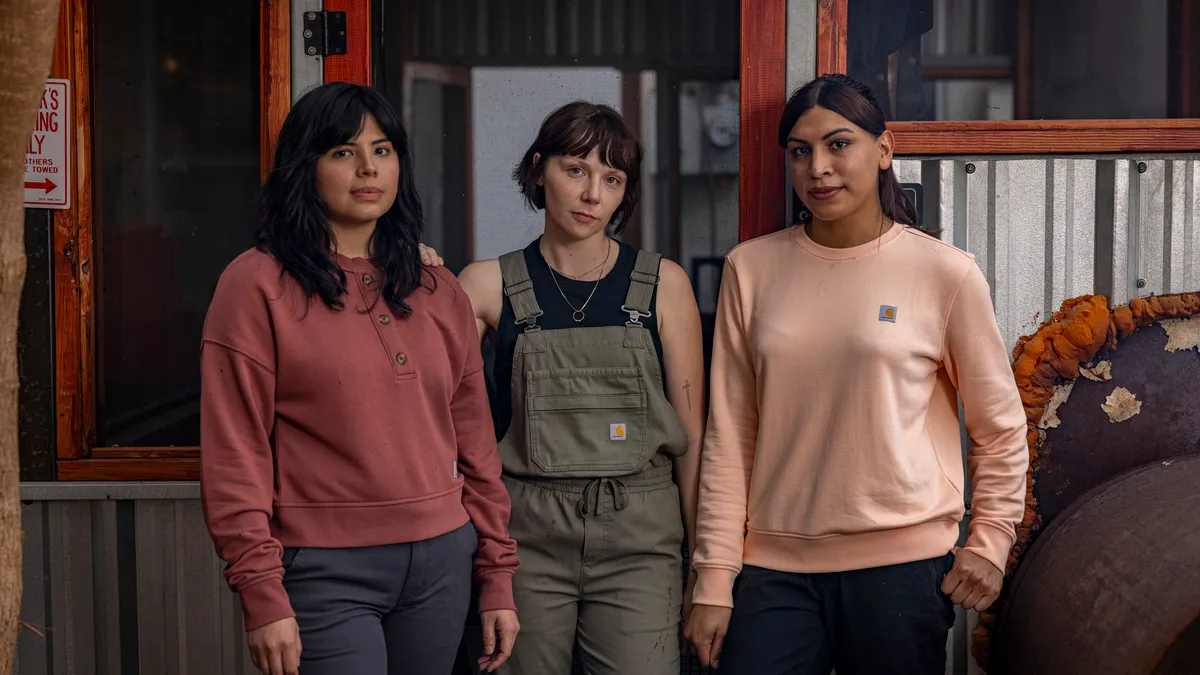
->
xmin=816 ymin=0 xmax=848 ymax=76
xmin=323 ymin=0 xmax=372 ymax=85
xmin=738 ymin=0 xmax=788 ymax=242
xmin=52 ymin=0 xmax=93 ymax=460
xmin=261 ymin=0 xmax=291 ymax=179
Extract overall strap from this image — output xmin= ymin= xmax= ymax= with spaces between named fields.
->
xmin=622 ymin=250 xmax=662 ymax=325
xmin=499 ymin=251 xmax=543 ymax=330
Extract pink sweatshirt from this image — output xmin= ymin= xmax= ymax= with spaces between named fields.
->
xmin=201 ymin=249 xmax=518 ymax=631
xmin=691 ymin=223 xmax=1029 ymax=608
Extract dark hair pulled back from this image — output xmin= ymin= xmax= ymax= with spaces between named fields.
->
xmin=778 ymin=73 xmax=929 ymax=233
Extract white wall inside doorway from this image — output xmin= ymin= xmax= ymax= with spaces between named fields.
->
xmin=471 ymin=68 xmax=622 ymax=260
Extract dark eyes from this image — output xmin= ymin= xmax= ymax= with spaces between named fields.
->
xmin=789 ymin=139 xmax=850 ymax=156
xmin=332 ymin=146 xmax=392 ymax=158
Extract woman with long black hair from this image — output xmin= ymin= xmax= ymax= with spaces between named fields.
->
xmin=200 ymin=82 xmax=520 ymax=675
xmin=684 ymin=73 xmax=1028 ymax=674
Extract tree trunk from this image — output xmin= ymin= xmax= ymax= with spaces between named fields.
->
xmin=0 ymin=0 xmax=61 ymax=671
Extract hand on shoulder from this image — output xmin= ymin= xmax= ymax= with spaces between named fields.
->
xmin=418 ymin=243 xmax=444 ymax=268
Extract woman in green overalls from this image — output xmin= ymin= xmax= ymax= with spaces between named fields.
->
xmin=457 ymin=101 xmax=707 ymax=674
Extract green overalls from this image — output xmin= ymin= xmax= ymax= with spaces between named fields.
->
xmin=495 ymin=248 xmax=689 ymax=675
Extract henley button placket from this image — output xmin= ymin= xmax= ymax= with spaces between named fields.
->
xmin=353 ymin=268 xmax=411 ymax=378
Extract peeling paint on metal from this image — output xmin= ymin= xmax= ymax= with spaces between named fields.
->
xmin=1102 ymin=387 xmax=1142 ymax=423
xmin=1038 ymin=382 xmax=1075 ymax=429
xmin=1160 ymin=316 xmax=1200 ymax=352
xmin=1079 ymin=360 xmax=1113 ymax=382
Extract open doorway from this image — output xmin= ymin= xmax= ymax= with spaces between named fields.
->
xmin=373 ymin=2 xmax=740 ymax=673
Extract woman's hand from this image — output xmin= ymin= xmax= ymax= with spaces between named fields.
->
xmin=477 ymin=609 xmax=520 ymax=672
xmin=683 ymin=603 xmax=732 ymax=669
xmin=418 ymin=243 xmax=444 ymax=267
xmin=941 ymin=547 xmax=1004 ymax=611
xmin=247 ymin=617 xmax=301 ymax=675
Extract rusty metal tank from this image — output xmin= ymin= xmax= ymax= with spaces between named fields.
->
xmin=990 ymin=457 xmax=1200 ymax=674
xmin=979 ymin=292 xmax=1200 ymax=674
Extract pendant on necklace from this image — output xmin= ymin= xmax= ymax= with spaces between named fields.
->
xmin=572 ymin=310 xmax=586 ymax=323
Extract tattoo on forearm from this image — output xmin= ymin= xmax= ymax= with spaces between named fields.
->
xmin=683 ymin=379 xmax=692 ymax=411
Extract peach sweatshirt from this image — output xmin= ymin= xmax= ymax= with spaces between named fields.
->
xmin=691 ymin=222 xmax=1029 ymax=608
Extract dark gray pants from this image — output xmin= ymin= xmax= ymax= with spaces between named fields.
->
xmin=282 ymin=522 xmax=477 ymax=675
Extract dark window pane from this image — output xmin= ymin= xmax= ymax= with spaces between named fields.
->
xmin=92 ymin=0 xmax=259 ymax=447
xmin=848 ymin=0 xmax=1180 ymax=121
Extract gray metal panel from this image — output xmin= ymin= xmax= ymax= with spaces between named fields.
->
xmin=15 ymin=503 xmax=48 ymax=674
xmin=292 ymin=0 xmax=323 ymax=102
xmin=15 ymin=494 xmax=255 ymax=675
xmin=894 ymin=156 xmax=1200 ymax=356
xmin=20 ymin=481 xmax=200 ymax=501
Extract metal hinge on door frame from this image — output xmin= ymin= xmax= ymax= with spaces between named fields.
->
xmin=302 ymin=10 xmax=348 ymax=57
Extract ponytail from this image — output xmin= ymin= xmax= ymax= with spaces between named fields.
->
xmin=879 ymin=167 xmax=919 ymax=228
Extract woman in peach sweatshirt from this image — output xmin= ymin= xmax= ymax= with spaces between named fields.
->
xmin=683 ymin=73 xmax=1029 ymax=675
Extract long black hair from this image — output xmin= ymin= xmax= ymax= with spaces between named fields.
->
xmin=257 ymin=82 xmax=430 ymax=318
xmin=512 ymin=101 xmax=643 ymax=233
xmin=778 ymin=74 xmax=929 ymax=233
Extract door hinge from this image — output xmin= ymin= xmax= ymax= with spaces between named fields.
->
xmin=302 ymin=10 xmax=347 ymax=58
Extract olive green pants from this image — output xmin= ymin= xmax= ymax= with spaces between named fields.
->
xmin=494 ymin=463 xmax=684 ymax=675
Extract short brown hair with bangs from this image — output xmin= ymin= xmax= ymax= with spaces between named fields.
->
xmin=512 ymin=101 xmax=643 ymax=233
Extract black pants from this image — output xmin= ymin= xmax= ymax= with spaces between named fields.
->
xmin=719 ymin=554 xmax=956 ymax=675
xmin=282 ymin=522 xmax=477 ymax=675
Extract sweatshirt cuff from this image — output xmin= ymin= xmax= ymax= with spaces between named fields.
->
xmin=476 ymin=571 xmax=516 ymax=613
xmin=239 ymin=578 xmax=294 ymax=632
xmin=691 ymin=567 xmax=739 ymax=608
xmin=963 ymin=521 xmax=1016 ymax=574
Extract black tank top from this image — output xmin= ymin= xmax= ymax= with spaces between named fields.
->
xmin=487 ymin=238 xmax=666 ymax=442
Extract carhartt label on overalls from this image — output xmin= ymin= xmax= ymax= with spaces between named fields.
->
xmin=610 ymin=423 xmax=627 ymax=441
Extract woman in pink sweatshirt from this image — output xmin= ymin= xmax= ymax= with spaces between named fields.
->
xmin=683 ymin=73 xmax=1029 ymax=674
xmin=200 ymin=82 xmax=519 ymax=675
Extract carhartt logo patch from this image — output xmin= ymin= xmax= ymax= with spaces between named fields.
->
xmin=879 ymin=305 xmax=898 ymax=323
xmin=610 ymin=424 xmax=627 ymax=441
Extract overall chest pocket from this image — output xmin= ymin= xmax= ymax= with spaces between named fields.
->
xmin=526 ymin=366 xmax=650 ymax=476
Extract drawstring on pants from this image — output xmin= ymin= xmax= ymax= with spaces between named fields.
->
xmin=577 ymin=477 xmax=630 ymax=517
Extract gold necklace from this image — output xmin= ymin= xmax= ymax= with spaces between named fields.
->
xmin=565 ymin=255 xmax=607 ymax=280
xmin=548 ymin=240 xmax=611 ymax=323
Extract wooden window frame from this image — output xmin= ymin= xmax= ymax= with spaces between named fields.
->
xmin=52 ymin=0 xmax=295 ymax=481
xmin=817 ymin=0 xmax=1200 ymax=155
xmin=739 ymin=0 xmax=788 ymax=241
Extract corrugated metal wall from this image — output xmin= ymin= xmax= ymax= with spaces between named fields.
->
xmin=15 ymin=484 xmax=255 ymax=675
xmin=399 ymin=0 xmax=739 ymax=69
xmin=895 ymin=156 xmax=1200 ymax=354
